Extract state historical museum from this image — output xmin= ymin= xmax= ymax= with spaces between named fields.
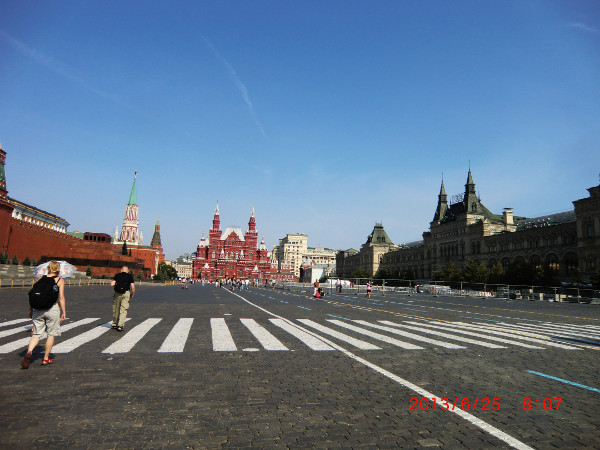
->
xmin=192 ymin=203 xmax=272 ymax=281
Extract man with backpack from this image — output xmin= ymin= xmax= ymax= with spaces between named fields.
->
xmin=21 ymin=261 xmax=66 ymax=369
xmin=110 ymin=266 xmax=135 ymax=332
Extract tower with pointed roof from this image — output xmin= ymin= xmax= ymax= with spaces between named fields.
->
xmin=0 ymin=145 xmax=7 ymax=199
xmin=433 ymin=178 xmax=448 ymax=222
xmin=151 ymin=218 xmax=162 ymax=247
xmin=117 ymin=172 xmax=141 ymax=246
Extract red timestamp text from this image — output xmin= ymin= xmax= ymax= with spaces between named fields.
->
xmin=522 ymin=398 xmax=562 ymax=410
xmin=410 ymin=397 xmax=500 ymax=411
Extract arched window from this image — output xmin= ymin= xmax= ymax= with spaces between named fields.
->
xmin=565 ymin=253 xmax=578 ymax=276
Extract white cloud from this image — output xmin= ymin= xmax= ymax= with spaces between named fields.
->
xmin=0 ymin=30 xmax=157 ymax=120
xmin=567 ymin=22 xmax=599 ymax=34
xmin=204 ymin=38 xmax=268 ymax=139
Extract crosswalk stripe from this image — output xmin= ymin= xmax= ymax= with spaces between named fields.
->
xmin=0 ymin=318 xmax=30 ymax=328
xmin=53 ymin=321 xmax=116 ymax=353
xmin=270 ymin=319 xmax=335 ymax=350
xmin=376 ymin=321 xmax=506 ymax=349
xmin=353 ymin=320 xmax=465 ymax=349
xmin=297 ymin=319 xmax=381 ymax=350
xmin=240 ymin=318 xmax=288 ymax=350
xmin=211 ymin=318 xmax=237 ymax=351
xmin=500 ymin=323 xmax=600 ymax=339
xmin=326 ymin=320 xmax=424 ymax=350
xmin=444 ymin=322 xmax=581 ymax=350
xmin=523 ymin=322 xmax=600 ymax=337
xmin=157 ymin=318 xmax=194 ymax=353
xmin=0 ymin=323 xmax=32 ymax=339
xmin=400 ymin=321 xmax=544 ymax=349
xmin=0 ymin=318 xmax=101 ymax=354
xmin=102 ymin=318 xmax=162 ymax=354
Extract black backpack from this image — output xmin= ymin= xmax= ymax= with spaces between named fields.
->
xmin=28 ymin=276 xmax=59 ymax=310
xmin=114 ymin=274 xmax=131 ymax=293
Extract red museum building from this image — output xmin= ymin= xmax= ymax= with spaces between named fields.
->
xmin=192 ymin=203 xmax=273 ymax=281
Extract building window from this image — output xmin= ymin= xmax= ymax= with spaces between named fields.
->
xmin=587 ymin=224 xmax=594 ymax=237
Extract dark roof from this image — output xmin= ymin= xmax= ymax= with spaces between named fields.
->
xmin=440 ymin=199 xmax=502 ymax=225
xmin=516 ymin=211 xmax=576 ymax=231
xmin=366 ymin=223 xmax=394 ymax=245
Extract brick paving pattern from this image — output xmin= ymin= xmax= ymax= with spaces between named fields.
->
xmin=1 ymin=284 xmax=599 ymax=448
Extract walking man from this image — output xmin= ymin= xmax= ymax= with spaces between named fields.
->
xmin=110 ymin=266 xmax=135 ymax=332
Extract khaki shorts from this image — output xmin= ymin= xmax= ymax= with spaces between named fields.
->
xmin=32 ymin=303 xmax=61 ymax=337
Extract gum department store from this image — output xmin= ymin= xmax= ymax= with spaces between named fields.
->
xmin=336 ymin=170 xmax=600 ymax=283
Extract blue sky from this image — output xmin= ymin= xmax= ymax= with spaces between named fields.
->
xmin=1 ymin=1 xmax=599 ymax=260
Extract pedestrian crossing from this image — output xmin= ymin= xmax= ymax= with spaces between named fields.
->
xmin=0 ymin=317 xmax=597 ymax=356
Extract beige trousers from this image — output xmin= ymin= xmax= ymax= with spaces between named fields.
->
xmin=112 ymin=291 xmax=130 ymax=327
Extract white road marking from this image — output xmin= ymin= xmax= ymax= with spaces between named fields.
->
xmin=0 ymin=324 xmax=33 ymax=339
xmin=157 ymin=318 xmax=194 ymax=353
xmin=226 ymin=289 xmax=533 ymax=450
xmin=399 ymin=321 xmax=544 ymax=349
xmin=240 ymin=318 xmax=288 ymax=350
xmin=0 ymin=318 xmax=30 ymax=328
xmin=102 ymin=318 xmax=162 ymax=354
xmin=326 ymin=320 xmax=424 ymax=350
xmin=297 ymin=319 xmax=381 ymax=350
xmin=0 ymin=318 xmax=101 ymax=354
xmin=211 ymin=318 xmax=237 ymax=351
xmin=443 ymin=322 xmax=581 ymax=350
xmin=498 ymin=323 xmax=600 ymax=339
xmin=376 ymin=321 xmax=506 ymax=349
xmin=353 ymin=320 xmax=465 ymax=349
xmin=270 ymin=319 xmax=335 ymax=350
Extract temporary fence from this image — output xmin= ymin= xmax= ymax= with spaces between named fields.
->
xmin=0 ymin=277 xmax=113 ymax=289
xmin=273 ymin=278 xmax=600 ymax=304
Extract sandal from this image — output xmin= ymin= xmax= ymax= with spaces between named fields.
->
xmin=21 ymin=353 xmax=32 ymax=369
xmin=41 ymin=358 xmax=54 ymax=366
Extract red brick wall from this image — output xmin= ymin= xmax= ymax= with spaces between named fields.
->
xmin=1 ymin=215 xmax=153 ymax=278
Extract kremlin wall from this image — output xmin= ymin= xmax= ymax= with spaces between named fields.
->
xmin=0 ymin=146 xmax=164 ymax=278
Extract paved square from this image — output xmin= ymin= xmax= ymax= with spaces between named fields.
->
xmin=1 ymin=284 xmax=599 ymax=448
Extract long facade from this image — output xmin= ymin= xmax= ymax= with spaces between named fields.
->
xmin=338 ymin=170 xmax=600 ymax=282
xmin=192 ymin=203 xmax=272 ymax=281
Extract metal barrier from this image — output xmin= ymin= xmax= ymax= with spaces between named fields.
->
xmin=0 ymin=278 xmax=113 ymax=289
xmin=272 ymin=279 xmax=600 ymax=304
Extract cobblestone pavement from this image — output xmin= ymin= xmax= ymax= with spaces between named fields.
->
xmin=1 ymin=284 xmax=599 ymax=449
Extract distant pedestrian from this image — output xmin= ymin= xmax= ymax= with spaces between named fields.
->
xmin=365 ymin=281 xmax=372 ymax=299
xmin=313 ymin=280 xmax=319 ymax=297
xmin=21 ymin=261 xmax=66 ymax=368
xmin=110 ymin=266 xmax=135 ymax=332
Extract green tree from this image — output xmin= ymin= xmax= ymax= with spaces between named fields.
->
xmin=86 ymin=265 xmax=93 ymax=276
xmin=487 ymin=263 xmax=505 ymax=284
xmin=432 ymin=262 xmax=460 ymax=282
xmin=23 ymin=256 xmax=31 ymax=266
xmin=121 ymin=241 xmax=128 ymax=256
xmin=136 ymin=271 xmax=144 ymax=282
xmin=3 ymin=252 xmax=8 ymax=264
xmin=590 ymin=270 xmax=600 ymax=290
xmin=461 ymin=260 xmax=489 ymax=283
xmin=350 ymin=268 xmax=371 ymax=280
xmin=373 ymin=268 xmax=390 ymax=280
xmin=31 ymin=258 xmax=37 ymax=266
xmin=153 ymin=262 xmax=178 ymax=281
xmin=11 ymin=255 xmax=19 ymax=265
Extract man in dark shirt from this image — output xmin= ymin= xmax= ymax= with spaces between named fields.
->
xmin=110 ymin=266 xmax=135 ymax=332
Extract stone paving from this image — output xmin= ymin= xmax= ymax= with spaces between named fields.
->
xmin=1 ymin=283 xmax=599 ymax=448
